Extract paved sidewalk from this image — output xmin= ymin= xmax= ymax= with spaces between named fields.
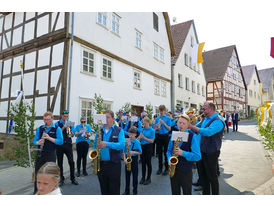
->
xmin=0 ymin=148 xmax=81 ymax=195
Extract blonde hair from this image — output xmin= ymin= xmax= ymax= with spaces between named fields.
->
xmin=143 ymin=117 xmax=151 ymax=126
xmin=38 ymin=162 xmax=60 ymax=180
xmin=43 ymin=111 xmax=54 ymax=119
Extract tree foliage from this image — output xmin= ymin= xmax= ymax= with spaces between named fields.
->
xmin=6 ymin=101 xmax=36 ymax=167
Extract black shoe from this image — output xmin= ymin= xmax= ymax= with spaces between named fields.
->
xmin=71 ymin=179 xmax=79 ymax=185
xmin=162 ymin=169 xmax=168 ymax=176
xmin=156 ymin=169 xmax=162 ymax=175
xmin=192 ymin=182 xmax=200 ymax=187
xmin=194 ymin=186 xmax=203 ymax=191
xmin=59 ymin=180 xmax=65 ymax=187
xmin=133 ymin=192 xmax=137 ymax=195
xmin=143 ymin=179 xmax=151 ymax=185
xmin=83 ymin=171 xmax=88 ymax=176
xmin=122 ymin=191 xmax=129 ymax=195
xmin=139 ymin=177 xmax=145 ymax=184
xmin=76 ymin=172 xmax=80 ymax=177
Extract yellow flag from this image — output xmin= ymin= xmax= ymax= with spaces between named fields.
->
xmin=20 ymin=60 xmax=23 ymax=69
xmin=197 ymin=42 xmax=205 ymax=64
xmin=259 ymin=82 xmax=263 ymax=95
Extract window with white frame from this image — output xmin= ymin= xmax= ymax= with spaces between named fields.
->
xmin=202 ymin=85 xmax=205 ymax=96
xmin=191 ymin=36 xmax=194 ymax=47
xmin=153 ymin=43 xmax=158 ymax=59
xmin=112 ymin=13 xmax=120 ymax=35
xmin=103 ymin=102 xmax=112 ymax=110
xmin=82 ymin=50 xmax=94 ymax=74
xmin=136 ymin=30 xmax=142 ymax=49
xmin=155 ymin=106 xmax=159 ymax=115
xmin=178 ymin=73 xmax=183 ymax=88
xmin=160 ymin=47 xmax=164 ymax=62
xmin=184 ymin=53 xmax=188 ymax=66
xmin=81 ymin=99 xmax=93 ymax=123
xmin=153 ymin=12 xmax=159 ymax=32
xmin=161 ymin=81 xmax=167 ymax=97
xmin=97 ymin=12 xmax=107 ymax=27
xmin=154 ymin=78 xmax=160 ymax=95
xmin=102 ymin=58 xmax=112 ymax=79
xmin=133 ymin=70 xmax=141 ymax=89
xmin=185 ymin=77 xmax=190 ymax=90
xmin=189 ymin=56 xmax=192 ymax=68
xmin=254 ymin=80 xmax=256 ymax=85
xmin=192 ymin=81 xmax=196 ymax=93
xmin=197 ymin=83 xmax=200 ymax=95
xmin=249 ymin=89 xmax=253 ymax=97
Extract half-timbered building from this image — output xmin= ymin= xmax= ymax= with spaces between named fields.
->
xmin=202 ymin=45 xmax=247 ymax=117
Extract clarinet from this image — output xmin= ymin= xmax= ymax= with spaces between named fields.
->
xmin=37 ymin=127 xmax=46 ymax=157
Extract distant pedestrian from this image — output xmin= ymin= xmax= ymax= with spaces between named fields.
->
xmin=36 ymin=162 xmax=62 ymax=195
xmin=224 ymin=111 xmax=229 ymax=133
xmin=232 ymin=110 xmax=239 ymax=132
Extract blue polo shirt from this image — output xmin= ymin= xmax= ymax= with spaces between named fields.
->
xmin=155 ymin=115 xmax=171 ymax=135
xmin=124 ymin=120 xmax=143 ymax=135
xmin=166 ymin=129 xmax=201 ymax=162
xmin=199 ymin=113 xmax=225 ymax=137
xmin=75 ymin=124 xmax=92 ymax=144
xmin=140 ymin=126 xmax=155 ymax=145
xmin=33 ymin=124 xmax=63 ymax=146
xmin=92 ymin=124 xmax=125 ymax=161
xmin=124 ymin=138 xmax=142 ymax=157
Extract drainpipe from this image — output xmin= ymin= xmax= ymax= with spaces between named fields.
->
xmin=67 ymin=12 xmax=74 ymax=110
xmin=171 ymin=59 xmax=175 ymax=113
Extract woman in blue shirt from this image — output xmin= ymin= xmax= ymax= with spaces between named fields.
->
xmin=139 ymin=117 xmax=155 ymax=185
xmin=75 ymin=117 xmax=92 ymax=177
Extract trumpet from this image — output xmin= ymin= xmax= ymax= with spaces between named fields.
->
xmin=169 ymin=139 xmax=180 ymax=178
xmin=89 ymin=121 xmax=102 ymax=175
xmin=125 ymin=141 xmax=132 ymax=171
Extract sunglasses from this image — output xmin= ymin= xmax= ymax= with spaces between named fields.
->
xmin=62 ymin=110 xmax=69 ymax=114
xmin=81 ymin=121 xmax=86 ymax=123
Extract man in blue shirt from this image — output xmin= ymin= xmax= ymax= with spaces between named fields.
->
xmin=167 ymin=114 xmax=201 ymax=195
xmin=124 ymin=111 xmax=143 ymax=138
xmin=93 ymin=110 xmax=125 ymax=195
xmin=75 ymin=117 xmax=92 ymax=177
xmin=188 ymin=102 xmax=225 ymax=195
xmin=32 ymin=111 xmax=63 ymax=194
xmin=55 ymin=110 xmax=78 ymax=186
xmin=155 ymin=105 xmax=171 ymax=176
xmin=231 ymin=110 xmax=239 ymax=132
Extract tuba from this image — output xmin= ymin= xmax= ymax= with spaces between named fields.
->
xmin=125 ymin=141 xmax=132 ymax=171
xmin=89 ymin=121 xmax=102 ymax=175
xmin=169 ymin=137 xmax=182 ymax=178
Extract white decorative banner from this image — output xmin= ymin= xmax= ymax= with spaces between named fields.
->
xmin=93 ymin=114 xmax=107 ymax=124
xmin=171 ymin=131 xmax=189 ymax=142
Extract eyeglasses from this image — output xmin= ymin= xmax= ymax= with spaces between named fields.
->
xmin=62 ymin=110 xmax=69 ymax=114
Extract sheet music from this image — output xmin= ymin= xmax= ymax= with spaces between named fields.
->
xmin=125 ymin=138 xmax=131 ymax=145
xmin=130 ymin=116 xmax=138 ymax=122
xmin=93 ymin=114 xmax=107 ymax=124
xmin=121 ymin=116 xmax=128 ymax=121
xmin=171 ymin=131 xmax=189 ymax=142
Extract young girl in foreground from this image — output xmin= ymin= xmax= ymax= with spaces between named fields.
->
xmin=36 ymin=162 xmax=62 ymax=195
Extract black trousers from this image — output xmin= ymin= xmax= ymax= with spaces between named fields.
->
xmin=156 ymin=133 xmax=170 ymax=170
xmin=196 ymin=160 xmax=203 ymax=185
xmin=76 ymin=141 xmax=89 ymax=173
xmin=141 ymin=143 xmax=153 ymax=180
xmin=98 ymin=161 xmax=121 ymax=195
xmin=232 ymin=120 xmax=238 ymax=131
xmin=56 ymin=142 xmax=75 ymax=181
xmin=170 ymin=169 xmax=192 ymax=195
xmin=33 ymin=151 xmax=56 ymax=194
xmin=125 ymin=156 xmax=138 ymax=194
xmin=225 ymin=121 xmax=229 ymax=133
xmin=153 ymin=133 xmax=158 ymax=155
xmin=200 ymin=151 xmax=220 ymax=195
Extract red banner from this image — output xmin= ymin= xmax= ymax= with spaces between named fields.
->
xmin=271 ymin=37 xmax=274 ymax=58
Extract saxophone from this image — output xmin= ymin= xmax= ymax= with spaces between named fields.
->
xmin=89 ymin=122 xmax=102 ymax=175
xmin=169 ymin=139 xmax=180 ymax=178
xmin=126 ymin=141 xmax=132 ymax=171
